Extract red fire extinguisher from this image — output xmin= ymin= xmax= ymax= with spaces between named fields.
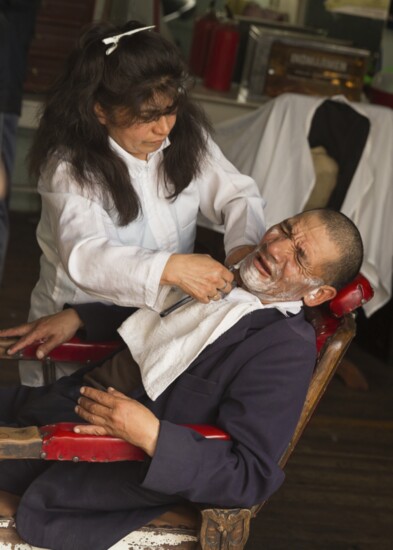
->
xmin=203 ymin=19 xmax=240 ymax=92
xmin=189 ymin=1 xmax=219 ymax=78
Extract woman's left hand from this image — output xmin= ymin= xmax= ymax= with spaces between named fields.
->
xmin=74 ymin=386 xmax=160 ymax=457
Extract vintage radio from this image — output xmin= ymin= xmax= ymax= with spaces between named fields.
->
xmin=238 ymin=26 xmax=369 ymax=102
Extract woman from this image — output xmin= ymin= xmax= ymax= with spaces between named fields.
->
xmin=2 ymin=20 xmax=265 ymax=384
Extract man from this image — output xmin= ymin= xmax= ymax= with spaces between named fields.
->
xmin=0 ymin=209 xmax=363 ymax=550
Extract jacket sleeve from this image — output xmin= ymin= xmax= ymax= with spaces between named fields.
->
xmin=71 ymin=303 xmax=137 ymax=342
xmin=196 ymin=136 xmax=266 ymax=255
xmin=39 ymin=161 xmax=171 ymax=311
xmin=141 ymin=322 xmax=316 ymax=508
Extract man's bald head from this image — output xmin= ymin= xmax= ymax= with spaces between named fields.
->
xmin=306 ymin=209 xmax=363 ymax=291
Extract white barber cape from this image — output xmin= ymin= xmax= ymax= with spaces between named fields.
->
xmin=118 ymin=287 xmax=302 ymax=401
xmin=214 ymin=93 xmax=393 ymax=317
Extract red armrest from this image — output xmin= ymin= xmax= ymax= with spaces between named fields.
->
xmin=39 ymin=423 xmax=231 ymax=462
xmin=19 ymin=337 xmax=122 ymax=362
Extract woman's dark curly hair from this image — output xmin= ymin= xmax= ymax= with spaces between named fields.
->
xmin=29 ymin=21 xmax=212 ymax=225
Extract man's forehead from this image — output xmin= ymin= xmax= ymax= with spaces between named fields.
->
xmin=286 ymin=211 xmax=319 ymax=228
xmin=267 ymin=212 xmax=319 ymax=234
xmin=286 ymin=213 xmax=339 ymax=263
xmin=282 ymin=210 xmax=327 ymax=230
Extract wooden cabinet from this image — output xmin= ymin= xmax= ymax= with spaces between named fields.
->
xmin=24 ymin=0 xmax=108 ymax=93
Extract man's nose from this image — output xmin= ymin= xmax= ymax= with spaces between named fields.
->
xmin=265 ymin=235 xmax=291 ymax=264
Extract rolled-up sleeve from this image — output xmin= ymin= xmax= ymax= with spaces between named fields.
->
xmin=197 ymin=137 xmax=266 ymax=254
xmin=39 ymin=164 xmax=171 ymax=311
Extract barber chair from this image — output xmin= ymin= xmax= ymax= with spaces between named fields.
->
xmin=0 ymin=274 xmax=374 ymax=550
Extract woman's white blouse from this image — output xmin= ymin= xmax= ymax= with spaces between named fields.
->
xmin=29 ymin=136 xmax=266 ymax=319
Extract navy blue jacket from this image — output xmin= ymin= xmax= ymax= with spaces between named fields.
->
xmin=1 ymin=307 xmax=316 ymax=550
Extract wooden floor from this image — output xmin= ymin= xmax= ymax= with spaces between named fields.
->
xmin=0 ymin=212 xmax=392 ymax=549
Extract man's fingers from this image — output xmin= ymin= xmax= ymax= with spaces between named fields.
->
xmin=107 ymin=387 xmax=127 ymax=398
xmin=6 ymin=342 xmax=26 ymax=355
xmin=8 ymin=333 xmax=47 ymax=359
xmin=0 ymin=324 xmax=33 ymax=339
xmin=73 ymin=424 xmax=108 ymax=436
xmin=0 ymin=325 xmax=31 ymax=355
xmin=80 ymin=386 xmax=116 ymax=407
xmin=77 ymin=395 xmax=110 ymax=416
xmin=35 ymin=336 xmax=64 ymax=359
xmin=75 ymin=402 xmax=107 ymax=426
xmin=7 ymin=334 xmax=45 ymax=355
xmin=81 ymin=385 xmax=127 ymax=402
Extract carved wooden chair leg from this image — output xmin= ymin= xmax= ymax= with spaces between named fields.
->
xmin=199 ymin=508 xmax=252 ymax=550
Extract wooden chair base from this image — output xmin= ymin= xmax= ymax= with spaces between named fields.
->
xmin=110 ymin=527 xmax=198 ymax=549
xmin=0 ymin=515 xmax=199 ymax=550
xmin=0 ymin=504 xmax=254 ymax=550
xmin=0 ymin=514 xmax=199 ymax=550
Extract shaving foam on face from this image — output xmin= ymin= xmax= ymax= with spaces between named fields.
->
xmin=238 ymin=250 xmax=321 ymax=303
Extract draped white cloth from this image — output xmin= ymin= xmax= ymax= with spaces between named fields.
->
xmin=214 ymin=93 xmax=393 ymax=317
xmin=118 ymin=287 xmax=302 ymax=400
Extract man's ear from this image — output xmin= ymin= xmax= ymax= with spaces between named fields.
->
xmin=94 ymin=103 xmax=107 ymax=125
xmin=303 ymin=285 xmax=337 ymax=307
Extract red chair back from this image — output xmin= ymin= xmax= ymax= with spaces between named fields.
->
xmin=314 ymin=273 xmax=373 ymax=354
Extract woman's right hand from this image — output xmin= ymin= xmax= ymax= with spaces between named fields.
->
xmin=161 ymin=254 xmax=235 ymax=303
xmin=0 ymin=309 xmax=83 ymax=359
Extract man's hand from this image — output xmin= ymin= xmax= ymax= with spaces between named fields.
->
xmin=74 ymin=386 xmax=160 ymax=457
xmin=161 ymin=253 xmax=234 ymax=303
xmin=0 ymin=309 xmax=83 ymax=359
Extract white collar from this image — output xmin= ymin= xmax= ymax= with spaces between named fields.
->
xmin=224 ymin=288 xmax=302 ymax=317
xmin=260 ymin=300 xmax=303 ymax=317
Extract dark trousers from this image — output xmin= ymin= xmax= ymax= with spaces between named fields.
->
xmin=0 ymin=377 xmax=182 ymax=550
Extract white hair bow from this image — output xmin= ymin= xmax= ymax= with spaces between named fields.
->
xmin=102 ymin=26 xmax=155 ymax=55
